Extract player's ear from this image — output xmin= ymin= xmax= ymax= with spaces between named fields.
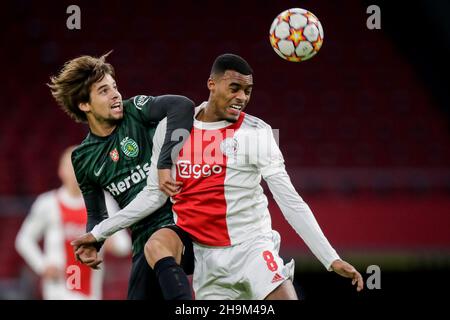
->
xmin=207 ymin=77 xmax=215 ymax=91
xmin=79 ymin=102 xmax=90 ymax=112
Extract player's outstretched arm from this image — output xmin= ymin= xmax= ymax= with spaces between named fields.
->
xmin=71 ymin=185 xmax=167 ymax=267
xmin=266 ymin=170 xmax=364 ymax=291
xmin=254 ymin=124 xmax=340 ymax=270
xmin=252 ymin=123 xmax=363 ymax=292
xmin=71 ymin=185 xmax=168 ymax=248
xmin=331 ymin=259 xmax=364 ymax=292
xmin=265 ymin=170 xmax=340 ymax=269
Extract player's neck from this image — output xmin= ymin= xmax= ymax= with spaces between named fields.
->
xmin=88 ymin=120 xmax=117 ymax=137
xmin=197 ymin=103 xmax=221 ymax=122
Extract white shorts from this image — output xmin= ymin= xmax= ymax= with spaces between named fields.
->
xmin=193 ymin=230 xmax=295 ymax=300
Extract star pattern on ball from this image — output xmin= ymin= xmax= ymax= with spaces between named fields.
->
xmin=288 ymin=28 xmax=306 ymax=47
xmin=269 ymin=32 xmax=280 ymax=49
xmin=287 ymin=55 xmax=302 ymax=62
xmin=278 ymin=10 xmax=293 ymax=23
xmin=313 ymin=36 xmax=323 ymax=51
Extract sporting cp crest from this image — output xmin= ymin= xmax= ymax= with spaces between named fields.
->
xmin=109 ymin=148 xmax=119 ymax=162
xmin=120 ymin=137 xmax=139 ymax=158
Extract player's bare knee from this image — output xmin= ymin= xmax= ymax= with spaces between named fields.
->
xmin=265 ymin=280 xmax=298 ymax=300
xmin=144 ymin=238 xmax=166 ymax=267
xmin=145 ymin=228 xmax=183 ymax=268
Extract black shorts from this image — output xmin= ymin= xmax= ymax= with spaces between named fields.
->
xmin=126 ymin=224 xmax=194 ymax=300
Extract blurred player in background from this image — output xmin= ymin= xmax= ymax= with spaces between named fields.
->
xmin=48 ymin=52 xmax=195 ymax=299
xmin=72 ymin=54 xmax=364 ymax=300
xmin=15 ymin=146 xmax=131 ymax=300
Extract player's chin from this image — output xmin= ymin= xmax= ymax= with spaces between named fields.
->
xmin=111 ymin=112 xmax=124 ymax=120
xmin=225 ymin=115 xmax=239 ymax=123
xmin=109 ymin=114 xmax=123 ymax=124
xmin=224 ymin=110 xmax=240 ymax=122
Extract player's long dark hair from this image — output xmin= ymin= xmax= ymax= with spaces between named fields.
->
xmin=48 ymin=51 xmax=115 ymax=123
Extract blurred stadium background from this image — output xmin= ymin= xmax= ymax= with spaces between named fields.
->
xmin=1 ymin=0 xmax=448 ymax=301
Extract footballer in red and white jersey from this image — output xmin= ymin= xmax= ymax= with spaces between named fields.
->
xmin=16 ymin=188 xmax=130 ymax=300
xmin=172 ymin=103 xmax=281 ymax=247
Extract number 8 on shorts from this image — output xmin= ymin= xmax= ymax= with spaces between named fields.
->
xmin=262 ymin=250 xmax=279 ymax=272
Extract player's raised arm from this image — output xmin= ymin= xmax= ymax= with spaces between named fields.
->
xmin=71 ymin=119 xmax=170 ymax=246
xmin=133 ymin=95 xmax=193 ymax=194
xmin=135 ymin=94 xmax=194 ymax=169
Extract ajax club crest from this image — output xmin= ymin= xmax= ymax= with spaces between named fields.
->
xmin=220 ymin=137 xmax=239 ymax=157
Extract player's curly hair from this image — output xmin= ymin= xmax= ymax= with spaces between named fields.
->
xmin=48 ymin=51 xmax=115 ymax=123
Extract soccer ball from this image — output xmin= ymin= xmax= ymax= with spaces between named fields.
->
xmin=269 ymin=8 xmax=324 ymax=62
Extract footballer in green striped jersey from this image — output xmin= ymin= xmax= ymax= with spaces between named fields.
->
xmin=49 ymin=52 xmax=194 ymax=299
xmin=71 ymin=94 xmax=189 ymax=256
